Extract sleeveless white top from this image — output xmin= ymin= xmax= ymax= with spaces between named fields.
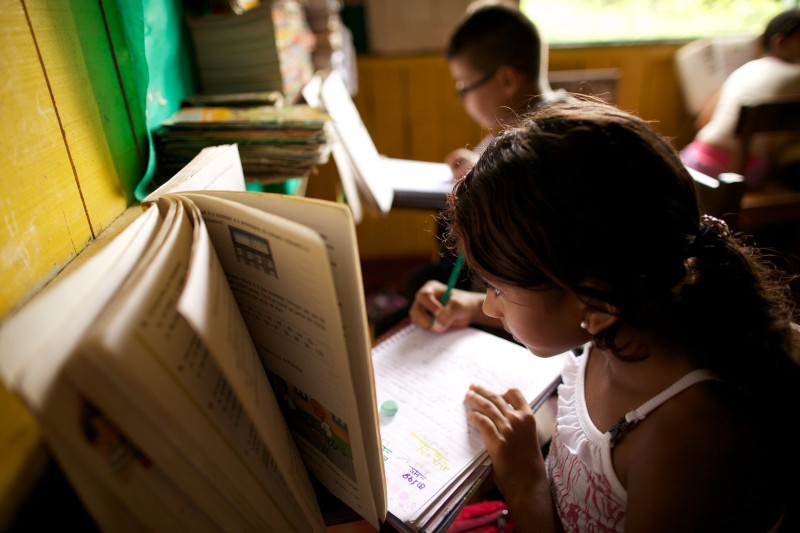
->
xmin=544 ymin=346 xmax=716 ymax=532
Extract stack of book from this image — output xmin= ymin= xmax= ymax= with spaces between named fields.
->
xmin=152 ymin=104 xmax=330 ymax=187
xmin=304 ymin=0 xmax=358 ymax=95
xmin=304 ymin=0 xmax=342 ymax=71
xmin=186 ymin=1 xmax=315 ymax=103
xmin=186 ymin=3 xmax=281 ymax=95
xmin=273 ymin=0 xmax=317 ymax=103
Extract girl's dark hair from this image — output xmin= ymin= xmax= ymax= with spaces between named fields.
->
xmin=762 ymin=9 xmax=800 ymax=52
xmin=444 ymin=99 xmax=798 ymax=402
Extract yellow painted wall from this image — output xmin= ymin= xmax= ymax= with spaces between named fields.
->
xmin=0 ymin=0 xmax=144 ymax=321
xmin=0 ymin=1 xmax=145 ymax=526
xmin=0 ymin=1 xmax=95 ymax=319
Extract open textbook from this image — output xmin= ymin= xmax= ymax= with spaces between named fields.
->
xmin=675 ymin=34 xmax=757 ymax=116
xmin=0 ymin=144 xmax=384 ymax=532
xmin=303 ymin=71 xmax=455 ymax=218
xmin=0 ymin=144 xmax=565 ymax=532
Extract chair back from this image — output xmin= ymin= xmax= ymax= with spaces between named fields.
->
xmin=733 ymin=99 xmax=800 ymax=175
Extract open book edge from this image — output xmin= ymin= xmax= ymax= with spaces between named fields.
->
xmin=0 ymin=145 xmax=385 ymax=532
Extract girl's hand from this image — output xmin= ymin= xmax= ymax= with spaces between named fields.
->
xmin=408 ymin=280 xmax=484 ymax=332
xmin=464 ymin=384 xmax=548 ymax=508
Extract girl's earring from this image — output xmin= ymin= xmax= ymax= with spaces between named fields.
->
xmin=580 ymin=320 xmax=589 ymax=331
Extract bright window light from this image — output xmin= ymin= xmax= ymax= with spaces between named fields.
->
xmin=521 ymin=0 xmax=796 ymax=44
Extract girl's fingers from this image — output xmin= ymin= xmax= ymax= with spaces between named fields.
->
xmin=467 ymin=384 xmax=515 ymax=410
xmin=465 ymin=384 xmax=523 ymax=426
xmin=501 ymin=388 xmax=530 ymax=411
xmin=466 ymin=408 xmax=502 ymax=440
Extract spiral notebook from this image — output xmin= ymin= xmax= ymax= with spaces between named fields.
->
xmin=372 ymin=323 xmax=565 ymax=532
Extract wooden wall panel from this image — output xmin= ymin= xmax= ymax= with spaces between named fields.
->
xmin=0 ymin=0 xmax=93 ymax=318
xmin=354 ymin=54 xmax=484 ymax=162
xmin=548 ymin=42 xmax=696 ymax=148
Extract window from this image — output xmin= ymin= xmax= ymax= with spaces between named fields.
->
xmin=521 ymin=0 xmax=796 ymax=44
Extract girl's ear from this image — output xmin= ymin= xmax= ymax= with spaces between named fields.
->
xmin=582 ymin=308 xmax=618 ymax=336
xmin=577 ymin=278 xmax=620 ymax=336
xmin=770 ymin=33 xmax=782 ymax=53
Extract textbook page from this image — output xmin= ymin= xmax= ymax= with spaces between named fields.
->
xmin=0 ymin=206 xmax=235 ymax=532
xmin=64 ymin=201 xmax=279 ymax=531
xmin=675 ymin=35 xmax=756 ymax=116
xmin=0 ymin=206 xmax=161 ymax=390
xmin=372 ymin=325 xmax=565 ymax=529
xmin=179 ymin=192 xmax=383 ymax=529
xmin=40 ymin=377 xmax=223 ymax=532
xmin=196 ymin=190 xmax=386 ymax=517
xmin=302 ymin=76 xmax=364 ymax=222
xmin=141 ymin=144 xmax=246 ymax=203
xmin=318 ymin=70 xmax=394 ymax=214
xmin=381 ymin=157 xmax=454 ymax=211
xmin=68 ymin=200 xmax=324 ymax=532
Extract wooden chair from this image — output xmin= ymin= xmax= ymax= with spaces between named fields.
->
xmin=733 ymin=99 xmax=800 ymax=176
xmin=732 ymin=100 xmax=800 ymax=233
xmin=690 ymin=101 xmax=800 ymax=232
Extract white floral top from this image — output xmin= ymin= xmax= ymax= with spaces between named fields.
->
xmin=545 ymin=345 xmax=715 ymax=532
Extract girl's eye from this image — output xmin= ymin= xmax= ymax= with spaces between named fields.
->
xmin=488 ymin=284 xmax=501 ymax=296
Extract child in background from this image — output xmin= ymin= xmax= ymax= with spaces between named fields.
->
xmin=410 ymin=99 xmax=799 ymax=531
xmin=680 ymin=9 xmax=800 ymax=188
xmin=444 ymin=1 xmax=561 ymax=178
xmin=395 ymin=1 xmax=566 ymax=322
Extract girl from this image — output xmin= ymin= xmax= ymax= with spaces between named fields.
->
xmin=679 ymin=9 xmax=800 ymax=188
xmin=409 ymin=100 xmax=799 ymax=531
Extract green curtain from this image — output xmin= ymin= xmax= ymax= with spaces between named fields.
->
xmin=112 ymin=0 xmax=197 ymax=201
xmin=113 ymin=0 xmax=302 ymax=198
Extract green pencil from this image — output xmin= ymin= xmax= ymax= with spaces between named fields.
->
xmin=431 ymin=253 xmax=465 ymax=326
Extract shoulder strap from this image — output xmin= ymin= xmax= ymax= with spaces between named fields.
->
xmin=608 ymin=369 xmax=716 ymax=446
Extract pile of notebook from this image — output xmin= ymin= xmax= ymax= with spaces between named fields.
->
xmin=186 ymin=1 xmax=315 ymax=103
xmin=152 ymin=104 xmax=330 ymax=186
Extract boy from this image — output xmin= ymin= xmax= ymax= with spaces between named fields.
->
xmin=391 ymin=3 xmax=561 ymax=334
xmin=444 ymin=1 xmax=560 ymax=177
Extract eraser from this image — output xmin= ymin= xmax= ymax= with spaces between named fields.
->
xmin=380 ymin=400 xmax=398 ymax=417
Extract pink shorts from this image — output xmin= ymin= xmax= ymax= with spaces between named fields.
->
xmin=679 ymin=140 xmax=765 ymax=189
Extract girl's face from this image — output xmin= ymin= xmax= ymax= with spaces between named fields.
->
xmin=481 ymin=278 xmax=589 ymax=357
xmin=775 ymin=30 xmax=800 ymax=63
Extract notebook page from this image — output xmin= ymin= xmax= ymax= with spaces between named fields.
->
xmin=372 ymin=324 xmax=565 ymax=526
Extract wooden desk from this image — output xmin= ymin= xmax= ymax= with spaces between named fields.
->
xmin=739 ymin=185 xmax=800 ymax=232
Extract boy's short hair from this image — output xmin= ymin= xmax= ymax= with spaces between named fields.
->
xmin=762 ymin=9 xmax=800 ymax=52
xmin=446 ymin=2 xmax=541 ymax=80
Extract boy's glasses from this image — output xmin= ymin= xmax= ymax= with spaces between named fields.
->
xmin=455 ymin=69 xmax=498 ymax=97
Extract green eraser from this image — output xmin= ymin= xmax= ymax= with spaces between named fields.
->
xmin=380 ymin=400 xmax=398 ymax=416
